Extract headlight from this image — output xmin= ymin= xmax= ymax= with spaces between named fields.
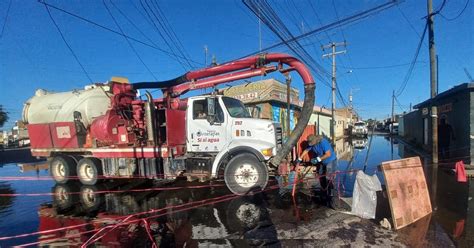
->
xmin=261 ymin=148 xmax=273 ymax=156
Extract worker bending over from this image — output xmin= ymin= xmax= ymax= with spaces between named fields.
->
xmin=299 ymin=134 xmax=337 ymax=174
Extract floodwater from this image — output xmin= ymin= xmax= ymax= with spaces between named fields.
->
xmin=0 ymin=134 xmax=471 ymax=247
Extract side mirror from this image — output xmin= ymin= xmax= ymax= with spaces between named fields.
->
xmin=207 ymin=97 xmax=216 ymax=116
xmin=207 ymin=97 xmax=216 ymax=125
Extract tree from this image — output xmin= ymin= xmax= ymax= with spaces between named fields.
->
xmin=0 ymin=105 xmax=8 ymax=128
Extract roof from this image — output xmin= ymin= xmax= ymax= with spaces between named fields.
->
xmin=414 ymin=82 xmax=474 ymax=109
xmin=220 ymin=78 xmax=299 ymax=106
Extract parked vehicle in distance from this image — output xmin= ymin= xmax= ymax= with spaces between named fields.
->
xmin=390 ymin=123 xmax=399 ymax=135
xmin=352 ymin=138 xmax=368 ymax=150
xmin=352 ymin=121 xmax=368 ymax=137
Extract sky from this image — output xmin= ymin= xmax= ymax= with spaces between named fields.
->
xmin=0 ymin=0 xmax=473 ymax=129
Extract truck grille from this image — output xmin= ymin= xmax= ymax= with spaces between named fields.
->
xmin=275 ymin=126 xmax=283 ymax=147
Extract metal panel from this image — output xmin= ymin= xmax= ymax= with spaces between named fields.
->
xmin=27 ymin=124 xmax=53 ymax=149
xmin=166 ymin=109 xmax=186 ymax=146
xmin=50 ymin=122 xmax=79 ymax=148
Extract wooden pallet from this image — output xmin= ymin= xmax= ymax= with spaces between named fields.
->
xmin=381 ymin=156 xmax=432 ymax=230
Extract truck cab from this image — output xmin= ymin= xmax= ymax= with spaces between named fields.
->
xmin=184 ymin=95 xmax=282 ymax=194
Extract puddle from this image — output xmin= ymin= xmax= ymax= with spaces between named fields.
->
xmin=0 ymin=135 xmax=471 ymax=246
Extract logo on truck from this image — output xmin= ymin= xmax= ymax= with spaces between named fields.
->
xmin=56 ymin=126 xmax=71 ymax=139
xmin=196 ymin=130 xmax=220 ymax=143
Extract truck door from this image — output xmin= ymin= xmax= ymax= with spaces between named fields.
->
xmin=187 ymin=97 xmax=228 ymax=153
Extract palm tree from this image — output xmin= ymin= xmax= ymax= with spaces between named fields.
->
xmin=0 ymin=105 xmax=8 ymax=128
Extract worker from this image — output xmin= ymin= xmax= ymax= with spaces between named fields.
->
xmin=197 ymin=111 xmax=207 ymax=119
xmin=299 ymin=134 xmax=337 ymax=175
xmin=299 ymin=134 xmax=337 ymax=206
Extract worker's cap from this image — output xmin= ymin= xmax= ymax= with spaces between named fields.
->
xmin=307 ymin=134 xmax=323 ymax=144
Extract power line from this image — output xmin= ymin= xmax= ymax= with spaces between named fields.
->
xmin=243 ymin=0 xmax=332 ymax=88
xmin=151 ymin=0 xmax=194 ymax=68
xmin=330 ymin=0 xmax=362 ymax=93
xmin=394 ymin=96 xmax=406 ymax=112
xmin=43 ymin=2 xmax=93 ymax=83
xmin=240 ymin=0 xmax=398 ymax=58
xmin=395 ymin=22 xmax=428 ymax=97
xmin=103 ymin=0 xmax=157 ymax=80
xmin=397 ymin=5 xmax=421 ymax=37
xmin=440 ymin=0 xmax=470 ymax=21
xmin=340 ymin=61 xmax=427 ymax=70
xmin=144 ymin=0 xmax=193 ymax=69
xmin=39 ymin=0 xmax=201 ymax=68
xmin=110 ymin=1 xmax=160 ymax=52
xmin=0 ymin=0 xmax=12 ymax=39
xmin=140 ymin=0 xmax=188 ymax=70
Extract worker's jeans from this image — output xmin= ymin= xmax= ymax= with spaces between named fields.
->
xmin=319 ymin=159 xmax=338 ymax=201
xmin=318 ymin=159 xmax=338 ymax=175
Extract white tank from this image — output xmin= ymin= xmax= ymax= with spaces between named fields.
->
xmin=23 ymin=85 xmax=111 ymax=127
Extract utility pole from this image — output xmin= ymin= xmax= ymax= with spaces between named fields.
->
xmin=286 ymin=75 xmax=292 ymax=138
xmin=349 ymin=89 xmax=353 ymax=109
xmin=391 ymin=90 xmax=395 ymax=129
xmin=204 ymin=45 xmax=208 ymax=66
xmin=322 ymin=41 xmax=346 ymax=145
xmin=349 ymin=88 xmax=359 ymax=124
xmin=428 ymin=0 xmax=438 ymax=164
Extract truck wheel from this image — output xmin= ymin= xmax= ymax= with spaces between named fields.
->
xmin=52 ymin=183 xmax=79 ymax=211
xmin=80 ymin=185 xmax=104 ymax=212
xmin=77 ymin=157 xmax=103 ymax=185
xmin=50 ymin=156 xmax=77 ymax=184
xmin=224 ymin=153 xmax=268 ymax=195
xmin=225 ymin=197 xmax=263 ymax=233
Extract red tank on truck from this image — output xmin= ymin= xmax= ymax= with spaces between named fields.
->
xmin=22 ymin=53 xmax=316 ymax=195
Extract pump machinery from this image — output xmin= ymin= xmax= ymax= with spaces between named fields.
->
xmin=23 ymin=53 xmax=315 ymax=195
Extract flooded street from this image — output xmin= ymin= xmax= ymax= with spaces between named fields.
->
xmin=0 ymin=134 xmax=471 ymax=247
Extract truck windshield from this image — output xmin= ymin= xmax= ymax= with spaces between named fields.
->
xmin=355 ymin=123 xmax=365 ymax=126
xmin=222 ymin=97 xmax=251 ymax=118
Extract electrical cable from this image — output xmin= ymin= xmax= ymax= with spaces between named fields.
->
xmin=395 ymin=22 xmax=428 ymax=97
xmin=239 ymin=0 xmax=398 ymax=59
xmin=394 ymin=96 xmax=406 ymax=112
xmin=243 ymin=0 xmax=332 ymax=88
xmin=0 ymin=0 xmax=12 ymax=39
xmin=340 ymin=61 xmax=426 ymax=70
xmin=38 ymin=0 xmax=202 ymax=67
xmin=139 ymin=0 xmax=189 ymax=70
xmin=103 ymin=0 xmax=158 ymax=80
xmin=152 ymin=0 xmax=194 ymax=68
xmin=146 ymin=0 xmax=194 ymax=69
xmin=109 ymin=0 xmax=161 ymax=56
xmin=42 ymin=2 xmax=93 ymax=84
xmin=397 ymin=5 xmax=421 ymax=37
xmin=440 ymin=0 xmax=470 ymax=21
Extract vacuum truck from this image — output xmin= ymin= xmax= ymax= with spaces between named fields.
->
xmin=23 ymin=53 xmax=316 ymax=195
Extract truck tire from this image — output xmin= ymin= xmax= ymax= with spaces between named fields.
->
xmin=80 ymin=185 xmax=105 ymax=212
xmin=50 ymin=155 xmax=77 ymax=184
xmin=77 ymin=157 xmax=103 ymax=185
xmin=224 ymin=153 xmax=268 ymax=195
xmin=225 ymin=197 xmax=265 ymax=233
xmin=52 ymin=183 xmax=79 ymax=211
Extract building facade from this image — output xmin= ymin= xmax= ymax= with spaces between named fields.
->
xmin=400 ymin=83 xmax=474 ymax=165
xmin=221 ymin=79 xmax=300 ymax=139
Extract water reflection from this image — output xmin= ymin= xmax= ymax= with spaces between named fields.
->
xmin=0 ymin=182 xmax=14 ymax=218
xmin=40 ymin=180 xmax=282 ymax=247
xmin=0 ymin=135 xmax=473 ymax=246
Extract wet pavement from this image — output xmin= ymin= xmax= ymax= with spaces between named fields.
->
xmin=0 ymin=134 xmax=472 ymax=247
